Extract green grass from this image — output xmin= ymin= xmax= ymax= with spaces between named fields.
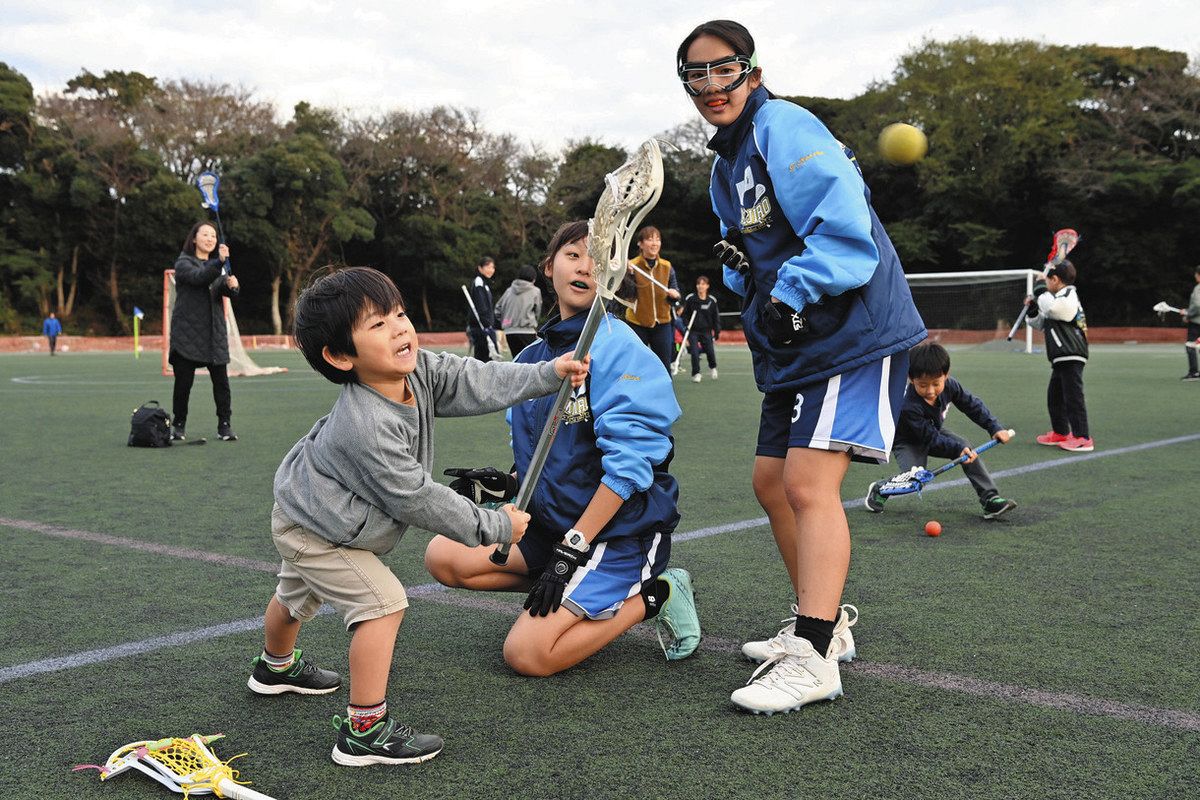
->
xmin=1 ymin=344 xmax=1197 ymax=799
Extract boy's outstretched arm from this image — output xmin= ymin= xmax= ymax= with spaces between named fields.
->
xmin=427 ymin=350 xmax=588 ymax=418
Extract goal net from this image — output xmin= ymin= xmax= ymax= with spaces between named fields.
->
xmin=905 ymin=269 xmax=1037 ymax=352
xmin=162 ymin=269 xmax=287 ymax=376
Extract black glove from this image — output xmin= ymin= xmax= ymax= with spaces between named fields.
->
xmin=443 ymin=467 xmax=518 ymax=504
xmin=713 ymin=330 xmax=721 ymax=341
xmin=760 ymin=300 xmax=808 ymax=347
xmin=713 ymin=230 xmax=750 ymax=274
xmin=523 ymin=541 xmax=588 ymax=617
xmin=1032 ymin=281 xmax=1049 ymax=298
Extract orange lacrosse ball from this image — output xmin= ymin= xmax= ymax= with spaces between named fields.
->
xmin=924 ymin=520 xmax=942 ymax=537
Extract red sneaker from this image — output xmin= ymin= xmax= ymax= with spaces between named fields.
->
xmin=1058 ymin=436 xmax=1094 ymax=452
xmin=1036 ymin=431 xmax=1070 ymax=446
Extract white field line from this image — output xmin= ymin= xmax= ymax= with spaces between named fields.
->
xmin=3 ymin=432 xmax=1199 ymax=731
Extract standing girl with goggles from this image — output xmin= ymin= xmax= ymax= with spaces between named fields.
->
xmin=678 ymin=20 xmax=926 ymax=714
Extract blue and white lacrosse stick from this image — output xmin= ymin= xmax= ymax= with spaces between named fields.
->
xmin=195 ymin=172 xmax=231 ymax=276
xmin=876 ymin=430 xmax=1015 ymax=497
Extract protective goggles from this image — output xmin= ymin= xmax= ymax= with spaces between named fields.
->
xmin=677 ymin=53 xmax=758 ymax=97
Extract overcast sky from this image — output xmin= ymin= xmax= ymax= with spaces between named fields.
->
xmin=3 ymin=1 xmax=1197 ymax=152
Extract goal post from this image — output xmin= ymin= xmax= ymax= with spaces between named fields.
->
xmin=162 ymin=269 xmax=287 ymax=376
xmin=904 ymin=269 xmax=1037 ymax=353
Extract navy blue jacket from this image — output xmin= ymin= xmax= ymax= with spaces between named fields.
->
xmin=896 ymin=377 xmax=1003 ymax=459
xmin=708 ymin=87 xmax=926 ymax=392
xmin=508 ymin=312 xmax=681 ymax=543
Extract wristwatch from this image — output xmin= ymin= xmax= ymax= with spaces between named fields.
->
xmin=563 ymin=528 xmax=589 ymax=552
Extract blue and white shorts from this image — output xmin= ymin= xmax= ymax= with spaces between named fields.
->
xmin=757 ymin=353 xmax=909 ymax=464
xmin=518 ymin=527 xmax=671 ymax=620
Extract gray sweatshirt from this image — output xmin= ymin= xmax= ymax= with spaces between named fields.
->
xmin=274 ymin=348 xmax=561 ymax=554
xmin=495 ymin=279 xmax=542 ymax=335
xmin=1187 ymin=283 xmax=1200 ymax=323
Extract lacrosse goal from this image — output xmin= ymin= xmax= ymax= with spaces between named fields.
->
xmin=162 ymin=269 xmax=287 ymax=377
xmin=905 ymin=269 xmax=1038 ymax=352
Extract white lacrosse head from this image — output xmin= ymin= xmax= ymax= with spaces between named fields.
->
xmin=196 ymin=172 xmax=220 ymax=210
xmin=587 ymin=138 xmax=664 ymax=300
xmin=1152 ymin=301 xmax=1173 ymax=314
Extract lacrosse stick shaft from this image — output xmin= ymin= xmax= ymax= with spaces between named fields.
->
xmin=671 ymin=310 xmax=698 ymax=374
xmin=217 ymin=778 xmax=278 ymax=800
xmin=627 ymin=260 xmax=672 ymax=293
xmin=461 ymin=286 xmax=501 ymax=360
xmin=491 ymin=295 xmax=607 ymax=565
xmin=1008 ymin=230 xmax=1077 ymax=340
xmin=928 ymin=434 xmax=1005 ymax=477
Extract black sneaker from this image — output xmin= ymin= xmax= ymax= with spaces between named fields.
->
xmin=864 ymin=481 xmax=886 ymax=513
xmin=331 ymin=715 xmax=444 ymax=766
xmin=170 ymin=425 xmax=186 ymax=442
xmin=1181 ymin=373 xmax=1200 ymax=382
xmin=247 ymin=649 xmax=341 ymax=695
xmin=982 ymin=497 xmax=1018 ymax=520
xmin=217 ymin=420 xmax=238 ymax=441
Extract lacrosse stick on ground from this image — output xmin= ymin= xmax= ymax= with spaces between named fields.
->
xmin=671 ymin=309 xmax=697 ymax=376
xmin=1007 ymin=229 xmax=1079 ymax=340
xmin=461 ymin=285 xmax=504 ymax=361
xmin=491 ymin=138 xmax=664 ymax=565
xmin=74 ymin=733 xmax=277 ymax=799
xmin=1153 ymin=300 xmax=1185 ymax=318
xmin=196 ymin=172 xmax=233 ymax=300
xmin=871 ymin=431 xmax=1015 ymax=499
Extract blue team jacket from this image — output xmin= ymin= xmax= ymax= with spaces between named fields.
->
xmin=42 ymin=317 xmax=63 ymax=337
xmin=508 ymin=311 xmax=681 ymax=543
xmin=708 ymin=87 xmax=927 ymax=393
xmin=897 ymin=377 xmax=1004 ymax=459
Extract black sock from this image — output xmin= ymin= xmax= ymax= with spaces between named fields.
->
xmin=792 ymin=615 xmax=835 ymax=657
xmin=641 ymin=578 xmax=671 ymax=620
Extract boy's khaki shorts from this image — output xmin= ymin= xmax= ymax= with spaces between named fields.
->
xmin=271 ymin=503 xmax=408 ymax=629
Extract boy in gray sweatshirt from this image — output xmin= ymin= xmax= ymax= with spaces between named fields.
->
xmin=247 ymin=267 xmax=587 ymax=767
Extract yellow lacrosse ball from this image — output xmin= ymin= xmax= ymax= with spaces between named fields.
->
xmin=878 ymin=123 xmax=928 ymax=165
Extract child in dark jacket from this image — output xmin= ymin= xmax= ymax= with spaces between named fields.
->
xmin=866 ymin=342 xmax=1017 ymax=519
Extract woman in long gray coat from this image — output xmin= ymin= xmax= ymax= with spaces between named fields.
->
xmin=170 ymin=221 xmax=240 ymax=441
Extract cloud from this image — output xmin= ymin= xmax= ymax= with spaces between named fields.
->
xmin=1 ymin=0 xmax=1196 ymax=153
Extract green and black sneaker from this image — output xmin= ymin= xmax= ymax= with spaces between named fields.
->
xmin=331 ymin=715 xmax=444 ymax=767
xmin=247 ymin=648 xmax=341 ymax=695
xmin=982 ymin=496 xmax=1018 ymax=520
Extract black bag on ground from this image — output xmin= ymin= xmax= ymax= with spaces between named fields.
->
xmin=128 ymin=401 xmax=173 ymax=447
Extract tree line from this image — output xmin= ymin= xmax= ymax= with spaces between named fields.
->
xmin=1 ymin=37 xmax=1197 ymax=336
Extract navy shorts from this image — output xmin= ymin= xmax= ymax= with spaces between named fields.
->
xmin=757 ymin=353 xmax=909 ymax=464
xmin=518 ymin=526 xmax=671 ymax=620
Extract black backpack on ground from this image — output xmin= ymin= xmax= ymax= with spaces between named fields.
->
xmin=128 ymin=401 xmax=173 ymax=448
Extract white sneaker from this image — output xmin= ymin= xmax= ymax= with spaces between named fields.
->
xmin=741 ymin=604 xmax=857 ymax=664
xmin=691 ymin=373 xmax=701 ymax=383
xmin=710 ymin=368 xmax=719 ymax=380
xmin=730 ymin=631 xmax=843 ymax=715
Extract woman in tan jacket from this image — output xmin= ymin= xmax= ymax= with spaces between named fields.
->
xmin=624 ymin=226 xmax=681 ymax=370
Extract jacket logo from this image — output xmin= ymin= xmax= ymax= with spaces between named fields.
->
xmin=561 ymin=385 xmax=592 ymax=426
xmin=736 ymin=166 xmax=772 ymax=233
xmin=736 ymin=166 xmax=766 ymax=206
xmin=788 ymin=150 xmax=825 ymax=172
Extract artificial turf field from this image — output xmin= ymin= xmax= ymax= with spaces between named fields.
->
xmin=1 ymin=343 xmax=1197 ymax=800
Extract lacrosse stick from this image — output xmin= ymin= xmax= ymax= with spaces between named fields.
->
xmin=1007 ymin=229 xmax=1078 ymax=340
xmin=491 ymin=138 xmax=664 ymax=565
xmin=1152 ymin=300 xmax=1185 ymax=317
xmin=196 ymin=171 xmax=232 ymax=299
xmin=461 ymin=285 xmax=504 ymax=361
xmin=74 ymin=733 xmax=277 ymax=799
xmin=875 ymin=430 xmax=1014 ymax=497
xmin=671 ymin=309 xmax=698 ymax=376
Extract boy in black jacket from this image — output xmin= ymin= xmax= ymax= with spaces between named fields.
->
xmin=681 ymin=274 xmax=721 ymax=382
xmin=866 ymin=342 xmax=1017 ymax=519
xmin=1026 ymin=260 xmax=1093 ymax=452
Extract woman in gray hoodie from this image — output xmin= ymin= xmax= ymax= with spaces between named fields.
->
xmin=495 ymin=264 xmax=543 ymax=357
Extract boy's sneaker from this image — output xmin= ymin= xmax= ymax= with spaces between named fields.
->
xmin=217 ymin=420 xmax=238 ymax=441
xmin=247 ymin=648 xmax=341 ymax=695
xmin=691 ymin=373 xmax=702 ymax=383
xmin=1058 ymin=436 xmax=1094 ymax=452
xmin=742 ymin=603 xmax=858 ymax=664
xmin=982 ymin=497 xmax=1018 ymax=520
xmin=1036 ymin=431 xmax=1070 ymax=446
xmin=655 ymin=567 xmax=702 ymax=660
xmin=170 ymin=425 xmax=186 ymax=442
xmin=331 ymin=715 xmax=443 ymax=766
xmin=710 ymin=368 xmax=719 ymax=380
xmin=731 ymin=631 xmax=843 ymax=715
xmin=864 ymin=481 xmax=886 ymax=513
xmin=1181 ymin=373 xmax=1200 ymax=381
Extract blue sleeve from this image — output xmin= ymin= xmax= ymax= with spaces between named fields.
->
xmin=754 ymin=102 xmax=879 ymax=312
xmin=709 ymin=158 xmax=748 ymax=299
xmin=589 ymin=324 xmax=681 ymax=500
xmin=946 ymin=378 xmax=1003 ymax=436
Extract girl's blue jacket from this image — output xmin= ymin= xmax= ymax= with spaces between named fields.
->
xmin=709 ymin=86 xmax=926 ymax=393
